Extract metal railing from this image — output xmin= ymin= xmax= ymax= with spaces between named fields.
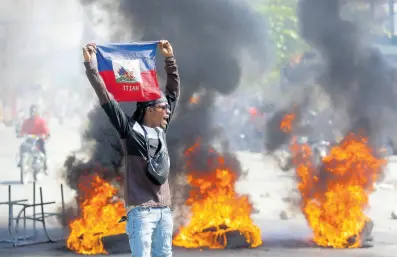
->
xmin=0 ymin=182 xmax=65 ymax=247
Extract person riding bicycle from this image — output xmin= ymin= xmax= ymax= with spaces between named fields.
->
xmin=19 ymin=105 xmax=50 ymax=170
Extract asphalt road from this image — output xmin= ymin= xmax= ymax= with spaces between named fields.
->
xmin=0 ymin=120 xmax=397 ymax=256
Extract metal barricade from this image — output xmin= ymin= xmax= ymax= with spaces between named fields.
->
xmin=0 ymin=182 xmax=66 ymax=246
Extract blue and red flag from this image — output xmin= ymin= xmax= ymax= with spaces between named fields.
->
xmin=96 ymin=41 xmax=161 ymax=102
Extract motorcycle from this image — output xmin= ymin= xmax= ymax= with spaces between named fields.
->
xmin=18 ymin=135 xmax=46 ymax=184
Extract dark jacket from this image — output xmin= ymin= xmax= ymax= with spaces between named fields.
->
xmin=84 ymin=56 xmax=180 ymax=207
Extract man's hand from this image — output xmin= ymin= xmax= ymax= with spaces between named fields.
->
xmin=82 ymin=43 xmax=97 ymax=62
xmin=158 ymin=40 xmax=174 ymax=58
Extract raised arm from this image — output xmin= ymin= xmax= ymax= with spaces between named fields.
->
xmin=164 ymin=56 xmax=180 ymax=103
xmin=84 ymin=60 xmax=113 ymax=105
xmin=158 ymin=40 xmax=180 ymax=129
xmin=82 ymin=44 xmax=132 ymax=138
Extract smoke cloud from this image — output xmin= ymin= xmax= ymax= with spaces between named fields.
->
xmin=265 ymin=0 xmax=397 ymax=152
xmin=62 ymin=0 xmax=270 ymax=215
xmin=300 ymin=0 xmax=396 ymax=141
xmin=262 ymin=0 xmax=396 ymax=220
xmin=0 ymin=0 xmax=88 ymax=111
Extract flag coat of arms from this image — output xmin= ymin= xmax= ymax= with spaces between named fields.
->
xmin=96 ymin=41 xmax=161 ymax=102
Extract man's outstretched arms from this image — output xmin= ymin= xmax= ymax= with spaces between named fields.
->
xmin=158 ymin=40 xmax=180 ymax=131
xmin=82 ymin=43 xmax=131 ymax=139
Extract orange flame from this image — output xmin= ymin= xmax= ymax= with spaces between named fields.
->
xmin=280 ymin=113 xmax=296 ymax=133
xmin=290 ymin=54 xmax=303 ymax=66
xmin=66 ymin=174 xmax=126 ymax=255
xmin=172 ymin=140 xmax=262 ymax=249
xmin=281 ymin=113 xmax=386 ymax=248
xmin=189 ymin=95 xmax=200 ymax=104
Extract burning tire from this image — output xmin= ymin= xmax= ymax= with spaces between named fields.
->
xmin=346 ymin=219 xmax=374 ymax=248
xmin=279 ymin=112 xmax=383 ymax=249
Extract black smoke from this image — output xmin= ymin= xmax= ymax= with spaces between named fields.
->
xmin=113 ymin=0 xmax=269 ymax=174
xmin=300 ymin=0 xmax=396 ymax=141
xmin=262 ymin=2 xmax=394 ymax=246
xmin=265 ymin=0 xmax=397 ymax=152
xmin=62 ymin=0 xmax=270 ymax=214
xmin=263 ymin=0 xmax=395 ymax=232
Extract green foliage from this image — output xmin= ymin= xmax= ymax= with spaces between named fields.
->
xmin=252 ymin=0 xmax=309 ymax=85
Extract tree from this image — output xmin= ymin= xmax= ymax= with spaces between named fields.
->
xmin=253 ymin=0 xmax=309 ymax=85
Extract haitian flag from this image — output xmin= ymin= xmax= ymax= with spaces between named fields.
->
xmin=96 ymin=41 xmax=161 ymax=102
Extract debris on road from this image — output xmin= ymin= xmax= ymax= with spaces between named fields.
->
xmin=279 ymin=210 xmax=289 ymax=220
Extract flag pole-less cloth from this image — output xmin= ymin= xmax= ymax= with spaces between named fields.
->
xmin=96 ymin=41 xmax=161 ymax=102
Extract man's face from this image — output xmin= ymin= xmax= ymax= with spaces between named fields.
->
xmin=147 ymin=103 xmax=170 ymax=129
xmin=30 ymin=108 xmax=38 ymax=118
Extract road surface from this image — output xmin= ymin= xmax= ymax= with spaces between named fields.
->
xmin=0 ymin=119 xmax=397 ymax=256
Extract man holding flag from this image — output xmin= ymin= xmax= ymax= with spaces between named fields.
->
xmin=82 ymin=40 xmax=180 ymax=257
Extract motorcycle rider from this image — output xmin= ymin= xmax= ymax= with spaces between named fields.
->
xmin=19 ymin=104 xmax=50 ymax=171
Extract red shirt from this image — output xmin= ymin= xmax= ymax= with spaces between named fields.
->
xmin=20 ymin=117 xmax=49 ymax=136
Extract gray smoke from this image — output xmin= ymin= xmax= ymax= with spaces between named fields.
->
xmin=300 ymin=0 xmax=396 ymax=140
xmin=0 ymin=0 xmax=87 ymax=111
xmin=263 ymin=0 xmax=395 ymax=226
xmin=62 ymin=0 xmax=270 ymax=210
xmin=265 ymin=0 xmax=397 ymax=152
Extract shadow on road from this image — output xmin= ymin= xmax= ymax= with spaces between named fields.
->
xmin=0 ymin=228 xmax=391 ymax=257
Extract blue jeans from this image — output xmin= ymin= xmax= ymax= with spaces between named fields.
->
xmin=126 ymin=206 xmax=173 ymax=257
